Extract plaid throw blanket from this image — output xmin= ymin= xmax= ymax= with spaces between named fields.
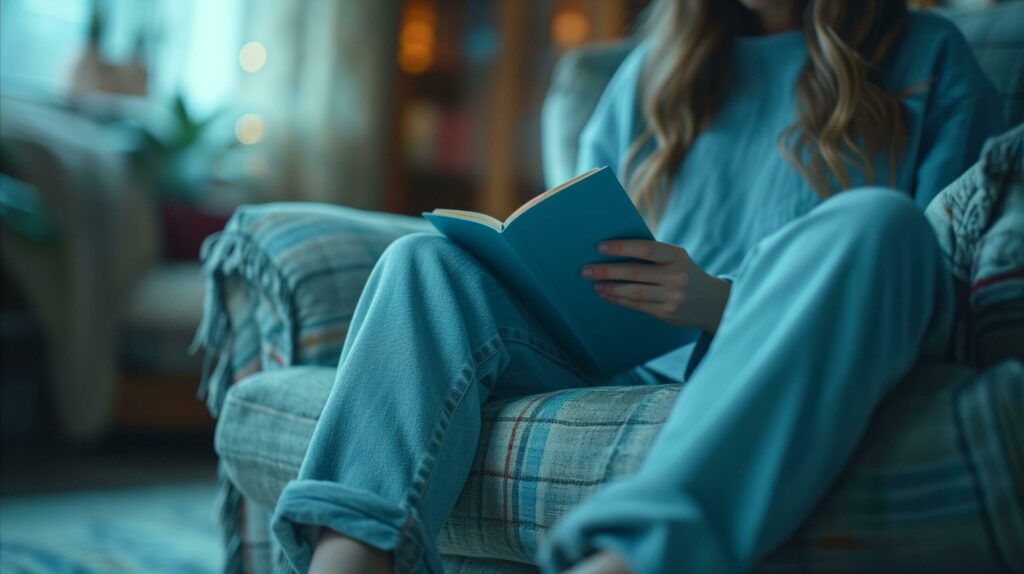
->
xmin=194 ymin=204 xmax=429 ymax=572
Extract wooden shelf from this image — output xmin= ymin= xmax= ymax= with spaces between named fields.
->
xmin=385 ymin=0 xmax=647 ymax=218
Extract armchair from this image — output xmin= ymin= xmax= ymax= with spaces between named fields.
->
xmin=195 ymin=5 xmax=1024 ymax=573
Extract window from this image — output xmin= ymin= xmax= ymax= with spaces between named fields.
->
xmin=0 ymin=0 xmax=242 ymax=118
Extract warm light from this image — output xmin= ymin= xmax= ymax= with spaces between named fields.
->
xmin=405 ymin=4 xmax=436 ymax=24
xmin=399 ymin=46 xmax=433 ymax=75
xmin=235 ymin=114 xmax=265 ymax=144
xmin=399 ymin=1 xmax=436 ymax=75
xmin=552 ymin=11 xmax=589 ymax=48
xmin=401 ymin=21 xmax=435 ymax=46
xmin=239 ymin=41 xmax=266 ymax=72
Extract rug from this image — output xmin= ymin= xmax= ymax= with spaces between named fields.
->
xmin=0 ymin=482 xmax=222 ymax=573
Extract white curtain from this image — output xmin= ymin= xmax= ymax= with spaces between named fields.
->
xmin=2 ymin=0 xmax=402 ymax=207
xmin=234 ymin=0 xmax=400 ymax=207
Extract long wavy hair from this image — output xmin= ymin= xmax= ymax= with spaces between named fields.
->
xmin=625 ymin=0 xmax=910 ymax=226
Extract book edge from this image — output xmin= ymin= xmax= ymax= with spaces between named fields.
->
xmin=504 ymin=166 xmax=604 ymax=227
xmin=425 ymin=209 xmax=503 ymax=231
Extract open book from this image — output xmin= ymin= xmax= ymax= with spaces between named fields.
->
xmin=424 ymin=167 xmax=691 ymax=377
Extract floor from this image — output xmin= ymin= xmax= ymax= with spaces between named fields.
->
xmin=0 ymin=242 xmax=223 ymax=573
xmin=0 ymin=432 xmax=223 ymax=574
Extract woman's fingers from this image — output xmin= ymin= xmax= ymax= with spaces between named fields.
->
xmin=597 ymin=239 xmax=681 ymax=263
xmin=581 ymin=262 xmax=689 ymax=289
xmin=593 ymin=281 xmax=675 ymax=302
xmin=581 ymin=262 xmax=670 ymax=283
xmin=585 ymin=239 xmax=696 ymax=326
xmin=596 ymin=290 xmax=672 ymax=319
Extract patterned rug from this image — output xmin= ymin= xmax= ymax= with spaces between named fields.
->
xmin=0 ymin=482 xmax=222 ymax=573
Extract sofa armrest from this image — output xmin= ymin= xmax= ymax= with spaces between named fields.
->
xmin=193 ymin=202 xmax=431 ymax=415
xmin=540 ymin=41 xmax=636 ymax=189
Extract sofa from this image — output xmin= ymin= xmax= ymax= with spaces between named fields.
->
xmin=0 ymin=96 xmax=207 ymax=441
xmin=195 ymin=5 xmax=1024 ymax=573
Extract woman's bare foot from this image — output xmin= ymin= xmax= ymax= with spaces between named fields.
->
xmin=563 ymin=550 xmax=632 ymax=574
xmin=308 ymin=528 xmax=393 ymax=574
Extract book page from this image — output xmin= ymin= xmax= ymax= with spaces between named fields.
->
xmin=505 ymin=167 xmax=601 ymax=226
xmin=431 ymin=209 xmax=504 ymax=231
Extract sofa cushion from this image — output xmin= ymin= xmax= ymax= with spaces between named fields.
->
xmin=943 ymin=2 xmax=1024 ymax=125
xmin=121 ymin=263 xmax=206 ymax=374
xmin=216 ymin=361 xmax=1023 ymax=571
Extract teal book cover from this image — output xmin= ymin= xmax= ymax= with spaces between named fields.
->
xmin=424 ymin=167 xmax=692 ymax=377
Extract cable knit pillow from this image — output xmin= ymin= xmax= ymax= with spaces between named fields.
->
xmin=925 ymin=124 xmax=1024 ymax=368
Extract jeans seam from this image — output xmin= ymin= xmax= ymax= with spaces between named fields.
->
xmin=497 ymin=328 xmax=590 ymax=382
xmin=226 ymin=397 xmax=320 ymax=424
xmin=394 ymin=510 xmax=426 ymax=573
xmin=393 ymin=333 xmax=503 ymax=573
xmin=219 ymin=451 xmax=305 ymax=471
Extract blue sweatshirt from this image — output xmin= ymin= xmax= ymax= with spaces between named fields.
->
xmin=577 ymin=12 xmax=1006 ymax=380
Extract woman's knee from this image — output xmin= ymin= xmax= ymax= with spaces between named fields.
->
xmin=380 ymin=232 xmax=463 ymax=267
xmin=826 ymin=187 xmax=932 ymax=246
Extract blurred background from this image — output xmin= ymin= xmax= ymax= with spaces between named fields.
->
xmin=0 ymin=0 xmax=1002 ymax=572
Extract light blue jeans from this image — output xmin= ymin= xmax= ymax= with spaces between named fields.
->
xmin=272 ymin=188 xmax=952 ymax=573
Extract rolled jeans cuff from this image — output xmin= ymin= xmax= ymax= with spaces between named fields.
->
xmin=534 ymin=480 xmax=736 ymax=574
xmin=272 ymin=479 xmax=442 ymax=574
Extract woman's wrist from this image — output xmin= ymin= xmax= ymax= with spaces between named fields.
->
xmin=702 ymin=276 xmax=731 ymax=334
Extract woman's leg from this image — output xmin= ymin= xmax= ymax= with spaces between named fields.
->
xmin=537 ymin=188 xmax=955 ymax=573
xmin=272 ymin=233 xmax=648 ymax=574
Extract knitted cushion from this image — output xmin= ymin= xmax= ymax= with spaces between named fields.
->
xmin=216 ymin=361 xmax=1023 ymax=572
xmin=925 ymin=124 xmax=1024 ymax=368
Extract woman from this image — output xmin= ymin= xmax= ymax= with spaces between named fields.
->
xmin=273 ymin=1 xmax=1005 ymax=572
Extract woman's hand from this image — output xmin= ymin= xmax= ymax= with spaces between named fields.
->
xmin=581 ymin=239 xmax=731 ymax=333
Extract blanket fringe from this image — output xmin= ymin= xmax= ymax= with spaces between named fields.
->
xmin=214 ymin=462 xmax=245 ymax=574
xmin=191 ymin=224 xmax=296 ymax=417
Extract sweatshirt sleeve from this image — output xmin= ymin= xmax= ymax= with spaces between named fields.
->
xmin=909 ymin=17 xmax=1006 ymax=210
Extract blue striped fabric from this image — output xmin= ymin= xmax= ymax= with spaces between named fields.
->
xmin=955 ymin=363 xmax=1024 ymax=570
xmin=214 ymin=361 xmax=1024 ymax=573
xmin=195 ymin=203 xmax=430 ymax=417
xmin=194 ymin=204 xmax=430 ymax=573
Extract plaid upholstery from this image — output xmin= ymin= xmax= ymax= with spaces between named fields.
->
xmin=194 ymin=204 xmax=429 ymax=572
xmin=216 ymin=361 xmax=1024 ymax=572
xmin=194 ymin=203 xmax=430 ymax=416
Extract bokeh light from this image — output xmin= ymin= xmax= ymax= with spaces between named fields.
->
xmin=239 ymin=41 xmax=266 ymax=73
xmin=402 ymin=21 xmax=434 ymax=46
xmin=235 ymin=113 xmax=265 ymax=144
xmin=552 ymin=10 xmax=589 ymax=48
xmin=399 ymin=1 xmax=436 ymax=75
xmin=399 ymin=44 xmax=433 ymax=74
